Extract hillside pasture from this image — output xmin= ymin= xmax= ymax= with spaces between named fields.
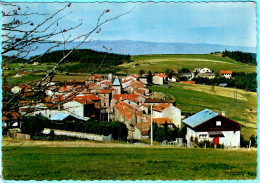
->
xmin=150 ymin=83 xmax=257 ymax=139
xmin=2 ymin=147 xmax=256 ymax=180
xmin=123 ymin=54 xmax=256 ymax=73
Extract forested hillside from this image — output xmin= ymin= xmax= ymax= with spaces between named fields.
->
xmin=30 ymin=49 xmax=131 ymax=65
xmin=222 ymin=50 xmax=256 ymax=66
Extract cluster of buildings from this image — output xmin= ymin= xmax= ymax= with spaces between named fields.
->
xmin=3 ymin=69 xmax=244 ymax=147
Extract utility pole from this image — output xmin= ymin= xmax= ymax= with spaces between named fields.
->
xmin=150 ymin=105 xmax=153 ymax=146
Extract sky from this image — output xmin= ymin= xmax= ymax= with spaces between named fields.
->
xmin=2 ymin=2 xmax=257 ymax=47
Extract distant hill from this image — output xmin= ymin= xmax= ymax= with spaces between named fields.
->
xmin=3 ymin=40 xmax=256 ymax=58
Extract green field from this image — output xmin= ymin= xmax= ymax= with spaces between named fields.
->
xmin=150 ymin=83 xmax=257 ymax=139
xmin=2 ymin=147 xmax=256 ymax=180
xmin=122 ymin=54 xmax=256 ymax=73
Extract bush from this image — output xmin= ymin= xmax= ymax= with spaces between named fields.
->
xmin=47 ymin=120 xmax=128 ymax=141
xmin=21 ymin=115 xmax=49 ymax=137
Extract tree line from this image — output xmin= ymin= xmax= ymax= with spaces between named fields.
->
xmin=21 ymin=116 xmax=128 ymax=141
xmin=30 ymin=49 xmax=131 ymax=65
xmin=192 ymin=72 xmax=257 ymax=92
xmin=221 ymin=50 xmax=256 ymax=66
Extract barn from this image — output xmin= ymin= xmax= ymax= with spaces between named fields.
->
xmin=183 ymin=109 xmax=245 ymax=148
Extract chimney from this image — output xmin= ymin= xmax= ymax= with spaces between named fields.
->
xmin=222 ymin=111 xmax=225 ymax=116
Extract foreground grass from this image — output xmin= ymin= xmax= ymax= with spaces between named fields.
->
xmin=150 ymin=83 xmax=257 ymax=139
xmin=2 ymin=147 xmax=256 ymax=180
xmin=123 ymin=54 xmax=256 ymax=73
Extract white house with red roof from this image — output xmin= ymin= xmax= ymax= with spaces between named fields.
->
xmin=220 ymin=70 xmax=233 ymax=79
xmin=152 ymin=103 xmax=181 ymax=128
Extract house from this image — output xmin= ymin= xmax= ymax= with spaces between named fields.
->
xmin=200 ymin=67 xmax=212 ymax=74
xmin=63 ymin=95 xmax=100 ymax=118
xmin=183 ymin=109 xmax=245 ymax=147
xmin=152 ymin=103 xmax=181 ymax=128
xmin=139 ymin=76 xmax=148 ymax=84
xmin=11 ymin=85 xmax=31 ymax=94
xmin=198 ymin=68 xmax=215 ymax=79
xmin=134 ymin=117 xmax=174 ymax=139
xmin=168 ymin=76 xmax=177 ymax=83
xmin=179 ymin=73 xmax=193 ymax=81
xmin=220 ymin=70 xmax=233 ymax=79
xmin=2 ymin=112 xmax=22 ymax=136
xmin=152 ymin=75 xmax=164 ymax=85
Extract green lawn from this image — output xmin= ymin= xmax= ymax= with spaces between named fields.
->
xmin=6 ymin=75 xmax=43 ymax=85
xmin=123 ymin=54 xmax=256 ymax=73
xmin=2 ymin=147 xmax=256 ymax=180
xmin=150 ymin=83 xmax=257 ymax=139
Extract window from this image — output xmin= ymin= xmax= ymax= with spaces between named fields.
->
xmin=199 ymin=134 xmax=207 ymax=138
xmin=216 ymin=121 xmax=221 ymax=126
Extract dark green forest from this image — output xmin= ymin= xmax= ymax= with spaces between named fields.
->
xmin=221 ymin=50 xmax=257 ymax=66
xmin=192 ymin=72 xmax=257 ymax=92
xmin=21 ymin=116 xmax=128 ymax=141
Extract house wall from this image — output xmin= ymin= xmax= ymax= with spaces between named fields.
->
xmin=161 ymin=106 xmax=182 ymax=128
xmin=220 ymin=131 xmax=240 ymax=147
xmin=139 ymin=78 xmax=148 ymax=84
xmin=186 ymin=127 xmax=241 ymax=147
xmin=153 ymin=110 xmax=162 ymax=118
xmin=152 ymin=76 xmax=163 ymax=85
xmin=221 ymin=74 xmax=232 ymax=79
xmin=63 ymin=101 xmax=84 ymax=117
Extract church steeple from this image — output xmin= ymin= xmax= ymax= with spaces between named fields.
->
xmin=112 ymin=76 xmax=121 ymax=94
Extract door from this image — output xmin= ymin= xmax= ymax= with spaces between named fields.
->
xmin=213 ymin=137 xmax=219 ymax=146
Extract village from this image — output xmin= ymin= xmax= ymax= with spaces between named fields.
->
xmin=2 ymin=67 xmax=247 ymax=148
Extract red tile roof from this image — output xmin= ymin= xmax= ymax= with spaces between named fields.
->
xmin=99 ymin=90 xmax=112 ymax=94
xmin=152 ymin=117 xmax=173 ymax=125
xmin=113 ymin=94 xmax=141 ymax=102
xmin=114 ymin=102 xmax=144 ymax=120
xmin=155 ymin=73 xmax=168 ymax=78
xmin=153 ymin=103 xmax=171 ymax=112
xmin=2 ymin=112 xmax=21 ymax=121
xmin=220 ymin=70 xmax=233 ymax=74
xmin=179 ymin=81 xmax=196 ymax=84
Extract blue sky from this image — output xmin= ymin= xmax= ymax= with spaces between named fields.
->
xmin=3 ymin=2 xmax=257 ymax=47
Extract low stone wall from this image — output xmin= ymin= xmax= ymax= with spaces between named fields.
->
xmin=42 ymin=128 xmax=112 ymax=141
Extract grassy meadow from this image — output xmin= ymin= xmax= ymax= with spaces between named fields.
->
xmin=122 ymin=54 xmax=256 ymax=73
xmin=2 ymin=147 xmax=256 ymax=180
xmin=150 ymin=83 xmax=257 ymax=139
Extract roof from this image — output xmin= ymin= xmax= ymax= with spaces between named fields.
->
xmin=220 ymin=70 xmax=233 ymax=74
xmin=50 ymin=113 xmax=70 ymax=120
xmin=50 ymin=112 xmax=90 ymax=121
xmin=113 ymin=94 xmax=141 ymax=102
xmin=145 ymin=98 xmax=174 ymax=103
xmin=2 ymin=112 xmax=21 ymax=121
xmin=155 ymin=73 xmax=168 ymax=78
xmin=113 ymin=76 xmax=121 ymax=86
xmin=99 ymin=90 xmax=112 ymax=94
xmin=114 ymin=102 xmax=144 ymax=120
xmin=153 ymin=103 xmax=171 ymax=112
xmin=182 ymin=109 xmax=218 ymax=128
xmin=179 ymin=81 xmax=196 ymax=84
xmin=153 ymin=117 xmax=173 ymax=125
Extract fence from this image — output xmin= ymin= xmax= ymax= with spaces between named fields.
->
xmin=42 ymin=128 xmax=112 ymax=141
